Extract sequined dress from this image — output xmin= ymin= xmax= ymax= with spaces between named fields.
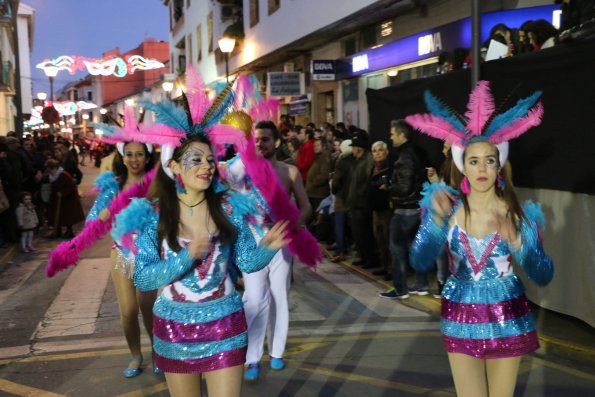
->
xmin=131 ymin=196 xmax=277 ymax=374
xmin=411 ymin=188 xmax=554 ymax=359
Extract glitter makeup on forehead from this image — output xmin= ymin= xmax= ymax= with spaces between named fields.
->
xmin=181 ymin=147 xmax=214 ymax=171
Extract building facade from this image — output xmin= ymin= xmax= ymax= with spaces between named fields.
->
xmin=163 ymin=0 xmax=556 ymax=129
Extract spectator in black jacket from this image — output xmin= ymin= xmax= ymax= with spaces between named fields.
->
xmin=380 ymin=120 xmax=427 ymax=300
xmin=368 ymin=141 xmax=394 ymax=280
xmin=557 ymin=0 xmax=595 ymax=31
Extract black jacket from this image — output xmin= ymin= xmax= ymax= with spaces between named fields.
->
xmin=368 ymin=159 xmax=393 ymax=211
xmin=388 ymin=141 xmax=425 ymax=210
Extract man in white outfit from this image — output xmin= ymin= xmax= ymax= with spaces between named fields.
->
xmin=243 ymin=121 xmax=311 ymax=382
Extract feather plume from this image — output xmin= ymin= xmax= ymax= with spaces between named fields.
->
xmin=201 ymin=78 xmax=236 ymax=130
xmin=464 ymin=80 xmax=495 ymax=136
xmin=180 ymin=91 xmax=195 ymax=130
xmin=233 ymin=75 xmax=253 ymax=109
xmin=133 ymin=124 xmax=186 ymax=146
xmin=487 ymin=101 xmax=544 ymax=144
xmin=141 ymin=99 xmax=190 ymax=132
xmin=238 ymin=135 xmax=321 ymax=268
xmin=185 ymin=67 xmax=209 ymax=122
xmin=424 ymin=91 xmax=466 ymax=132
xmin=209 ymin=124 xmax=248 ymax=153
xmin=248 ymin=98 xmax=281 ymax=123
xmin=484 ymin=91 xmax=542 ymax=137
xmin=111 ymin=197 xmax=156 ymax=253
xmin=405 ymin=114 xmax=467 ymax=146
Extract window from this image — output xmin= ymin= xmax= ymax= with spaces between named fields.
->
xmin=87 ymin=91 xmax=92 ymax=101
xmin=268 ymin=0 xmax=280 ymax=15
xmin=186 ymin=34 xmax=193 ymax=64
xmin=196 ymin=24 xmax=202 ymax=62
xmin=207 ymin=12 xmax=213 ymax=53
xmin=249 ymin=0 xmax=259 ymax=28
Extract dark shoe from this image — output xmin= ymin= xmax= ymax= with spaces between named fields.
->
xmin=123 ymin=356 xmax=143 ymax=378
xmin=372 ymin=269 xmax=387 ymax=276
xmin=433 ymin=282 xmax=445 ymax=299
xmin=379 ymin=289 xmax=410 ymax=300
xmin=330 ymin=255 xmax=345 ymax=263
xmin=409 ymin=286 xmax=430 ymax=296
xmin=351 ymin=258 xmax=364 ymax=266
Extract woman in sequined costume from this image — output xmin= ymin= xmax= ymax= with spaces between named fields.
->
xmin=407 ymin=81 xmax=554 ymax=397
xmin=119 ymin=134 xmax=289 ymax=397
xmin=86 ymin=141 xmax=158 ymax=377
xmin=410 ymin=141 xmax=554 ymax=397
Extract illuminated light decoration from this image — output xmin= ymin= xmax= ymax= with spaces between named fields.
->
xmin=128 ymin=55 xmax=166 ymax=73
xmin=36 ymin=54 xmax=166 ymax=78
xmin=52 ymin=100 xmax=98 ymax=116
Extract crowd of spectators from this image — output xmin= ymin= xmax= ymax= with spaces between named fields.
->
xmin=436 ymin=1 xmax=595 ymax=74
xmin=0 ymin=131 xmax=114 ymax=252
xmin=269 ymin=116 xmax=448 ymax=297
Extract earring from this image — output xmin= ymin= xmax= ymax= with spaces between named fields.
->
xmin=460 ymin=176 xmax=471 ymax=195
xmin=175 ymin=174 xmax=186 ymax=194
xmin=497 ymin=175 xmax=506 ymax=191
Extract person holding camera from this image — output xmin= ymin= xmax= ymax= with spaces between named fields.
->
xmin=368 ymin=141 xmax=394 ymax=280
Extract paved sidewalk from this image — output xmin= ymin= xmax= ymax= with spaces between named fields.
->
xmin=322 ymin=245 xmax=595 ymax=369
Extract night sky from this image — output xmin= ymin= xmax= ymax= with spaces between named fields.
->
xmin=26 ymin=0 xmax=169 ymax=95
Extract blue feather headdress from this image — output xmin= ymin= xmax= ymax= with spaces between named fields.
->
xmin=405 ymin=80 xmax=544 ymax=172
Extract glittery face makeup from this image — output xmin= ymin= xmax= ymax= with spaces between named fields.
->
xmin=181 ymin=147 xmax=215 ymax=172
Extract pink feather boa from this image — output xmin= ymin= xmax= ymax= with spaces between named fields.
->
xmin=240 ymin=136 xmax=321 ymax=268
xmin=45 ymin=167 xmax=157 ymax=277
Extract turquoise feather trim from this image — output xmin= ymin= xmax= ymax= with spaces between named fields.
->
xmin=424 ymin=90 xmax=467 ymax=132
xmin=419 ymin=181 xmax=460 ymax=212
xmin=111 ymin=198 xmax=157 ymax=243
xmin=94 ymin=171 xmax=119 ymax=192
xmin=140 ymin=99 xmax=192 ymax=133
xmin=484 ymin=91 xmax=541 ymax=137
xmin=225 ymin=190 xmax=256 ymax=220
xmin=521 ymin=200 xmax=546 ymax=230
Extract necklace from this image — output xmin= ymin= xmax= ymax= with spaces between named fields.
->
xmin=179 ymin=196 xmax=206 ymax=216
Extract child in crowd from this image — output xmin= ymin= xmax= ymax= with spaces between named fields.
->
xmin=16 ymin=191 xmax=39 ymax=252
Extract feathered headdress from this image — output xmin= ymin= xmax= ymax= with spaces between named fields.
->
xmin=131 ymin=66 xmax=241 ymax=179
xmin=93 ymin=106 xmax=154 ymax=155
xmin=404 ymin=80 xmax=544 ymax=172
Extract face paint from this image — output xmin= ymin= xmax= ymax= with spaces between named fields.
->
xmin=181 ymin=147 xmax=215 ymax=171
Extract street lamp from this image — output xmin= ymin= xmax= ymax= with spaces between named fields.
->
xmin=44 ymin=65 xmax=59 ymax=102
xmin=162 ymin=81 xmax=174 ymax=98
xmin=218 ymin=36 xmax=236 ymax=83
xmin=37 ymin=92 xmax=47 ymax=101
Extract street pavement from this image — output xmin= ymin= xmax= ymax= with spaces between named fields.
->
xmin=0 ymin=164 xmax=593 ymax=397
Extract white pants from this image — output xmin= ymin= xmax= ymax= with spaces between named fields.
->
xmin=242 ymin=247 xmax=292 ymax=364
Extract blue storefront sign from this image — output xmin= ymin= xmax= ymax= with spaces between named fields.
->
xmin=336 ymin=5 xmax=558 ymax=79
xmin=311 ymin=60 xmax=336 ymax=80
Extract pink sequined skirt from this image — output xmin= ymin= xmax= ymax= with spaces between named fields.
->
xmin=152 ymin=292 xmax=248 ymax=374
xmin=441 ymin=275 xmax=539 ymax=359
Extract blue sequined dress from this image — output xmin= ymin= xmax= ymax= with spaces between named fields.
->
xmin=124 ymin=195 xmax=277 ymax=374
xmin=411 ymin=184 xmax=554 ymax=359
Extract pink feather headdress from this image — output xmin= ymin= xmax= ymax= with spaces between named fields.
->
xmin=404 ymin=80 xmax=544 ymax=172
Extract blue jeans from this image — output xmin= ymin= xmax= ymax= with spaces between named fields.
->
xmin=389 ymin=212 xmax=427 ymax=293
xmin=334 ymin=211 xmax=348 ymax=255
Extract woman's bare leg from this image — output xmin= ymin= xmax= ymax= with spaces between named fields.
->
xmin=203 ymin=365 xmax=243 ymax=397
xmin=110 ymin=250 xmax=142 ymax=368
xmin=137 ymin=289 xmax=157 ymax=344
xmin=165 ymin=373 xmax=202 ymax=397
xmin=486 ymin=356 xmax=521 ymax=397
xmin=447 ymin=352 xmax=488 ymax=397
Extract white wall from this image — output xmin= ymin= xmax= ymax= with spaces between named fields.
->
xmin=18 ymin=3 xmax=35 ymax=115
xmin=238 ymin=0 xmax=380 ymax=68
